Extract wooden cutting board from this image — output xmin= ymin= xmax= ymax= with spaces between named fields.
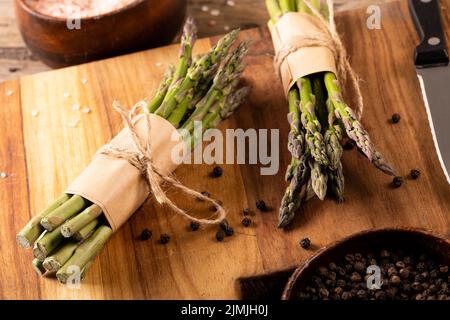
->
xmin=1 ymin=0 xmax=449 ymax=299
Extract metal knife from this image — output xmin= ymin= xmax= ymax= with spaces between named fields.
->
xmin=409 ymin=0 xmax=450 ymax=184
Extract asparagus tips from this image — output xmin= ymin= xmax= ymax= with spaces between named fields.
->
xmin=40 ymin=195 xmax=88 ymax=231
xmin=323 ymin=72 xmax=395 ymax=176
xmin=329 ymin=162 xmax=345 ymax=203
xmin=173 ymin=17 xmax=197 ymax=82
xmin=16 ymin=193 xmax=71 ymax=249
xmin=310 ymin=160 xmax=328 ymax=201
xmin=32 ymin=258 xmax=46 ymax=276
xmin=156 ymin=29 xmax=240 ymax=119
xmin=56 ymin=225 xmax=112 ymax=284
xmin=43 ymin=240 xmax=80 ymax=273
xmin=61 ymin=204 xmax=102 ymax=238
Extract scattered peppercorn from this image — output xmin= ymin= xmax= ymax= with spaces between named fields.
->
xmin=9 ymin=67 xmax=20 ymax=73
xmin=299 ymin=238 xmax=311 ymax=249
xmin=343 ymin=140 xmax=356 ymax=150
xmin=139 ymin=229 xmax=152 ymax=241
xmin=225 ymin=227 xmax=234 ymax=237
xmin=392 ymin=176 xmax=403 ymax=188
xmin=216 ymin=230 xmax=225 ymax=242
xmin=410 ymin=169 xmax=421 ymax=180
xmin=159 ymin=233 xmax=170 ymax=244
xmin=243 ymin=208 xmax=251 ymax=216
xmin=242 ymin=217 xmax=252 ymax=227
xmin=190 ymin=221 xmax=200 ymax=231
xmin=256 ymin=200 xmax=267 ymax=211
xmin=211 ymin=166 xmax=223 ymax=178
xmin=391 ymin=113 xmax=401 ymax=124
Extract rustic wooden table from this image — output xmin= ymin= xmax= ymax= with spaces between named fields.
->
xmin=0 ymin=0 xmax=391 ymax=82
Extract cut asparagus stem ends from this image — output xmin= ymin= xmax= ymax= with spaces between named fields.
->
xmin=33 ymin=225 xmax=65 ymax=261
xmin=43 ymin=240 xmax=80 ymax=273
xmin=61 ymin=204 xmax=102 ymax=238
xmin=32 ymin=258 xmax=46 ymax=276
xmin=56 ymin=225 xmax=113 ymax=284
xmin=16 ymin=193 xmax=71 ymax=249
xmin=73 ymin=219 xmax=100 ymax=241
xmin=40 ymin=195 xmax=88 ymax=231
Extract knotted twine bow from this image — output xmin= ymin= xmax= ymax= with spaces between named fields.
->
xmin=274 ymin=0 xmax=364 ymax=119
xmin=99 ymin=100 xmax=227 ymax=225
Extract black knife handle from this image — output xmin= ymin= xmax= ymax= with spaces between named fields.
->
xmin=408 ymin=0 xmax=449 ymax=68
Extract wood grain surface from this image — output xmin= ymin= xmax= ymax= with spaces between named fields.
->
xmin=0 ymin=0 xmax=449 ymax=299
xmin=0 ymin=0 xmax=393 ymax=81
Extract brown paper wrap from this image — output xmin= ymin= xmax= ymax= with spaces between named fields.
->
xmin=269 ymin=12 xmax=337 ymax=96
xmin=66 ymin=114 xmax=183 ymax=232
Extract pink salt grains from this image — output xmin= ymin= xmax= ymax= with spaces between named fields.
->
xmin=26 ymin=0 xmax=138 ymax=19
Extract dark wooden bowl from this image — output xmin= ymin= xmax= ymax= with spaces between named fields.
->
xmin=14 ymin=0 xmax=187 ymax=68
xmin=282 ymin=228 xmax=450 ymax=300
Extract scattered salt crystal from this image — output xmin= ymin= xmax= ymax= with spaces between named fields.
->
xmin=224 ymin=25 xmax=230 ymax=32
xmin=69 ymin=119 xmax=80 ymax=128
xmin=31 ymin=110 xmax=40 ymax=117
xmin=6 ymin=90 xmax=13 ymax=96
xmin=210 ymin=9 xmax=220 ymax=16
xmin=201 ymin=5 xmax=209 ymax=12
xmin=72 ymin=103 xmax=80 ymax=111
xmin=155 ymin=62 xmax=163 ymax=67
xmin=0 ymin=172 xmax=7 ymax=179
xmin=63 ymin=92 xmax=70 ymax=99
xmin=81 ymin=78 xmax=88 ymax=85
xmin=81 ymin=107 xmax=91 ymax=114
xmin=226 ymin=0 xmax=235 ymax=6
xmin=208 ymin=20 xmax=217 ymax=27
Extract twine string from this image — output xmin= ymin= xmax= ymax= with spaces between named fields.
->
xmin=99 ymin=100 xmax=227 ymax=225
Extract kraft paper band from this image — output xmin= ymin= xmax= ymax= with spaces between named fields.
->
xmin=66 ymin=114 xmax=183 ymax=231
xmin=270 ymin=12 xmax=337 ymax=96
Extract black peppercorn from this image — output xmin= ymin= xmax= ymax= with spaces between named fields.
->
xmin=159 ymin=233 xmax=170 ymax=244
xmin=341 ymin=291 xmax=353 ymax=300
xmin=299 ymin=238 xmax=311 ymax=249
xmin=350 ymin=272 xmax=362 ymax=283
xmin=391 ymin=113 xmax=401 ymax=124
xmin=220 ymin=219 xmax=230 ymax=232
xmin=9 ymin=67 xmax=20 ymax=73
xmin=439 ymin=265 xmax=449 ymax=274
xmin=242 ymin=217 xmax=252 ymax=227
xmin=211 ymin=166 xmax=223 ymax=178
xmin=139 ymin=229 xmax=152 ymax=241
xmin=410 ymin=169 xmax=421 ymax=180
xmin=216 ymin=230 xmax=225 ymax=242
xmin=356 ymin=290 xmax=367 ymax=299
xmin=392 ymin=176 xmax=403 ymax=188
xmin=256 ymin=200 xmax=267 ymax=211
xmin=391 ymin=275 xmax=401 ymax=286
xmin=190 ymin=221 xmax=200 ymax=231
xmin=243 ymin=208 xmax=251 ymax=216
xmin=225 ymin=227 xmax=234 ymax=237
xmin=399 ymin=268 xmax=410 ymax=279
xmin=343 ymin=140 xmax=356 ymax=150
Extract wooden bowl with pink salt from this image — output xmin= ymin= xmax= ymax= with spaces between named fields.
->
xmin=15 ymin=0 xmax=187 ymax=68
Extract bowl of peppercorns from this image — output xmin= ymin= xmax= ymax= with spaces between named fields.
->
xmin=282 ymin=228 xmax=450 ymax=300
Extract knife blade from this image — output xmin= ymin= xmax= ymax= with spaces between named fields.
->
xmin=409 ymin=0 xmax=450 ymax=184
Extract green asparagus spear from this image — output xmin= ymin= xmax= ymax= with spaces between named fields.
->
xmin=61 ymin=204 xmax=102 ymax=238
xmin=33 ymin=225 xmax=65 ymax=261
xmin=16 ymin=193 xmax=71 ymax=249
xmin=56 ymin=226 xmax=112 ymax=284
xmin=43 ymin=240 xmax=80 ymax=273
xmin=323 ymin=72 xmax=395 ymax=175
xmin=73 ymin=219 xmax=99 ymax=241
xmin=148 ymin=64 xmax=175 ymax=113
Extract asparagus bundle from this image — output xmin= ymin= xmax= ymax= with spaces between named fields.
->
xmin=266 ymin=0 xmax=394 ymax=228
xmin=17 ymin=18 xmax=250 ymax=283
